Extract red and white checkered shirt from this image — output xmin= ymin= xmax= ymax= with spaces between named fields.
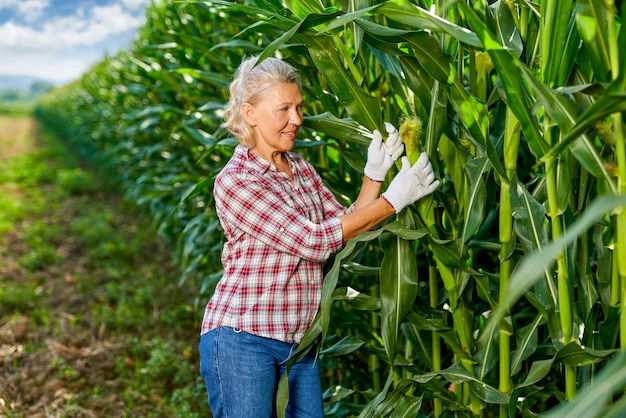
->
xmin=201 ymin=145 xmax=349 ymax=343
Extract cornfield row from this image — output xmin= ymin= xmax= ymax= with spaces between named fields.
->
xmin=36 ymin=0 xmax=626 ymax=416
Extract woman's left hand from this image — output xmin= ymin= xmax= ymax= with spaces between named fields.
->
xmin=364 ymin=122 xmax=404 ymax=182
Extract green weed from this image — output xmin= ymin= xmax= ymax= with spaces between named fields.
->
xmin=55 ymin=167 xmax=97 ymax=195
xmin=18 ymin=246 xmax=61 ymax=272
xmin=0 ymin=153 xmax=55 ymax=186
xmin=0 ymin=194 xmax=23 ymax=234
xmin=0 ymin=280 xmax=43 ymax=314
xmin=17 ymin=220 xmax=64 ymax=272
xmin=70 ymin=211 xmax=115 ymax=247
xmin=117 ymin=337 xmax=205 ymax=417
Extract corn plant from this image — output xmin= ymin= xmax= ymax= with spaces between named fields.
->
xmin=36 ymin=0 xmax=626 ymax=416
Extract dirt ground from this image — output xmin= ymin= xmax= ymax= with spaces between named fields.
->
xmin=0 ymin=227 xmax=124 ymax=417
xmin=0 ymin=115 xmax=203 ymax=418
xmin=0 ymin=116 xmax=38 ymax=160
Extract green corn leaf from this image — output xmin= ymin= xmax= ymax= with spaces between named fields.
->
xmin=598 ymin=304 xmax=620 ymax=350
xmin=543 ymin=351 xmax=626 ymax=418
xmin=540 ymin=0 xmax=575 ymax=86
xmin=556 ymin=342 xmax=617 ymax=367
xmin=388 ymin=394 xmax=423 ymax=418
xmin=433 ymin=255 xmax=457 ymax=308
xmin=429 ymin=238 xmax=462 ymax=269
xmin=520 ymin=64 xmax=617 ymax=190
xmin=414 ymin=363 xmax=509 ymax=404
xmin=458 ymin=2 xmax=548 ymax=159
xmin=603 ymin=397 xmax=626 ymax=418
xmin=511 ymin=314 xmax=542 ymax=376
xmin=173 ymin=68 xmax=231 ymax=88
xmin=492 ymin=0 xmax=523 ymax=56
xmin=379 ymin=229 xmax=418 ymax=363
xmin=323 ymin=385 xmax=355 ymax=403
xmin=207 ymin=0 xmax=294 ymax=24
xmin=438 ymin=133 xmax=471 ymax=212
xmin=300 ymin=34 xmax=382 ymax=131
xmin=406 ymin=312 xmax=450 ymax=332
xmin=181 ymin=123 xmax=216 ymax=147
xmin=575 ymin=0 xmax=611 ymax=82
xmin=257 ymin=11 xmax=344 ymax=64
xmin=314 ymin=1 xmax=437 ymax=40
xmin=178 ymin=178 xmax=213 ymax=203
xmin=304 ymin=113 xmax=371 ymax=146
xmin=248 ymin=0 xmax=285 ymax=14
xmin=397 ymin=55 xmax=434 ymax=120
xmin=510 ymin=175 xmax=557 ymax=308
xmin=506 ymin=358 xmax=548 ymax=415
xmin=545 ymin=90 xmax=626 ymax=168
xmin=317 ymin=3 xmax=377 ymax=33
xmin=483 ymin=194 xmax=626 ymax=343
xmin=209 ymin=39 xmax=263 ymax=51
xmin=401 ymin=32 xmax=454 ymax=84
xmin=357 ymin=372 xmax=395 ymax=418
xmin=283 ymin=0 xmax=326 ymax=18
xmin=518 ymin=357 xmax=555 ymax=389
xmin=380 ymin=1 xmax=482 ymax=47
xmin=340 ymin=261 xmax=379 ymax=276
xmin=447 ymin=86 xmax=490 ymax=153
xmin=462 ymin=156 xmax=489 ymax=245
xmin=555 ymin=14 xmax=582 ymax=87
xmin=476 ymin=317 xmax=499 ymax=380
xmin=424 ymin=80 xmax=447 ymax=158
xmin=370 ymin=379 xmax=422 ymax=418
xmin=333 ymin=286 xmax=381 ymax=311
xmin=320 ymin=335 xmax=366 ymax=356
xmin=576 ymin=0 xmax=623 ymax=82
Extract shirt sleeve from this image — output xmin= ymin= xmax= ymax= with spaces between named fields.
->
xmin=306 ymin=162 xmax=356 ymax=217
xmin=215 ymin=169 xmax=345 ymax=263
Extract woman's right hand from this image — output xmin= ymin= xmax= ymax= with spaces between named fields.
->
xmin=381 ymin=153 xmax=439 ymax=213
xmin=364 ymin=122 xmax=404 ymax=182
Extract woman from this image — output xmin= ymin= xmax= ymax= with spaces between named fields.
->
xmin=199 ymin=56 xmax=439 ymax=418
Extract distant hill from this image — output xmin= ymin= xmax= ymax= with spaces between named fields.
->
xmin=0 ymin=75 xmax=60 ymax=113
xmin=0 ymin=75 xmax=59 ymax=91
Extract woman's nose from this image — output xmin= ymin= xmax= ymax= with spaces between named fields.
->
xmin=290 ymin=109 xmax=303 ymax=125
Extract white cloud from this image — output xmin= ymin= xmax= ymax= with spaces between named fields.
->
xmin=0 ymin=0 xmax=51 ymax=22
xmin=121 ymin=0 xmax=152 ymax=10
xmin=0 ymin=3 xmax=145 ymax=52
xmin=0 ymin=1 xmax=154 ymax=82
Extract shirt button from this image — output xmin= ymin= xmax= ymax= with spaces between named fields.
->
xmin=280 ymin=227 xmax=285 ymax=232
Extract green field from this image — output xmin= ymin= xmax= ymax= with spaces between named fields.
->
xmin=0 ymin=90 xmax=46 ymax=115
xmin=0 ymin=113 xmax=210 ymax=417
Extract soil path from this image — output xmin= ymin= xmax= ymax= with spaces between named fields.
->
xmin=0 ymin=115 xmax=38 ymax=160
xmin=0 ymin=115 xmax=205 ymax=417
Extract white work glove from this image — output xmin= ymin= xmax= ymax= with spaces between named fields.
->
xmin=363 ymin=122 xmax=405 ymax=182
xmin=382 ymin=153 xmax=440 ymax=213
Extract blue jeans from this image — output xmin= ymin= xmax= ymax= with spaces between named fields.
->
xmin=199 ymin=327 xmax=324 ymax=418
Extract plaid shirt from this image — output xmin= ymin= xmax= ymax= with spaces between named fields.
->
xmin=201 ymin=145 xmax=348 ymax=343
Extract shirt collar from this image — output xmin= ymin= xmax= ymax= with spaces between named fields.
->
xmin=236 ymin=144 xmax=293 ymax=176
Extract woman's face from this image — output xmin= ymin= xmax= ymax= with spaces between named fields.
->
xmin=244 ymin=82 xmax=304 ymax=154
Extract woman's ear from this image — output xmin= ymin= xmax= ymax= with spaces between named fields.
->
xmin=242 ymin=102 xmax=256 ymax=126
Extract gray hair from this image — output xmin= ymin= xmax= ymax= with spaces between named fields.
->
xmin=222 ymin=56 xmax=302 ymax=147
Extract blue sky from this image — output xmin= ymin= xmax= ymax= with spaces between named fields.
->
xmin=0 ymin=0 xmax=152 ymax=84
